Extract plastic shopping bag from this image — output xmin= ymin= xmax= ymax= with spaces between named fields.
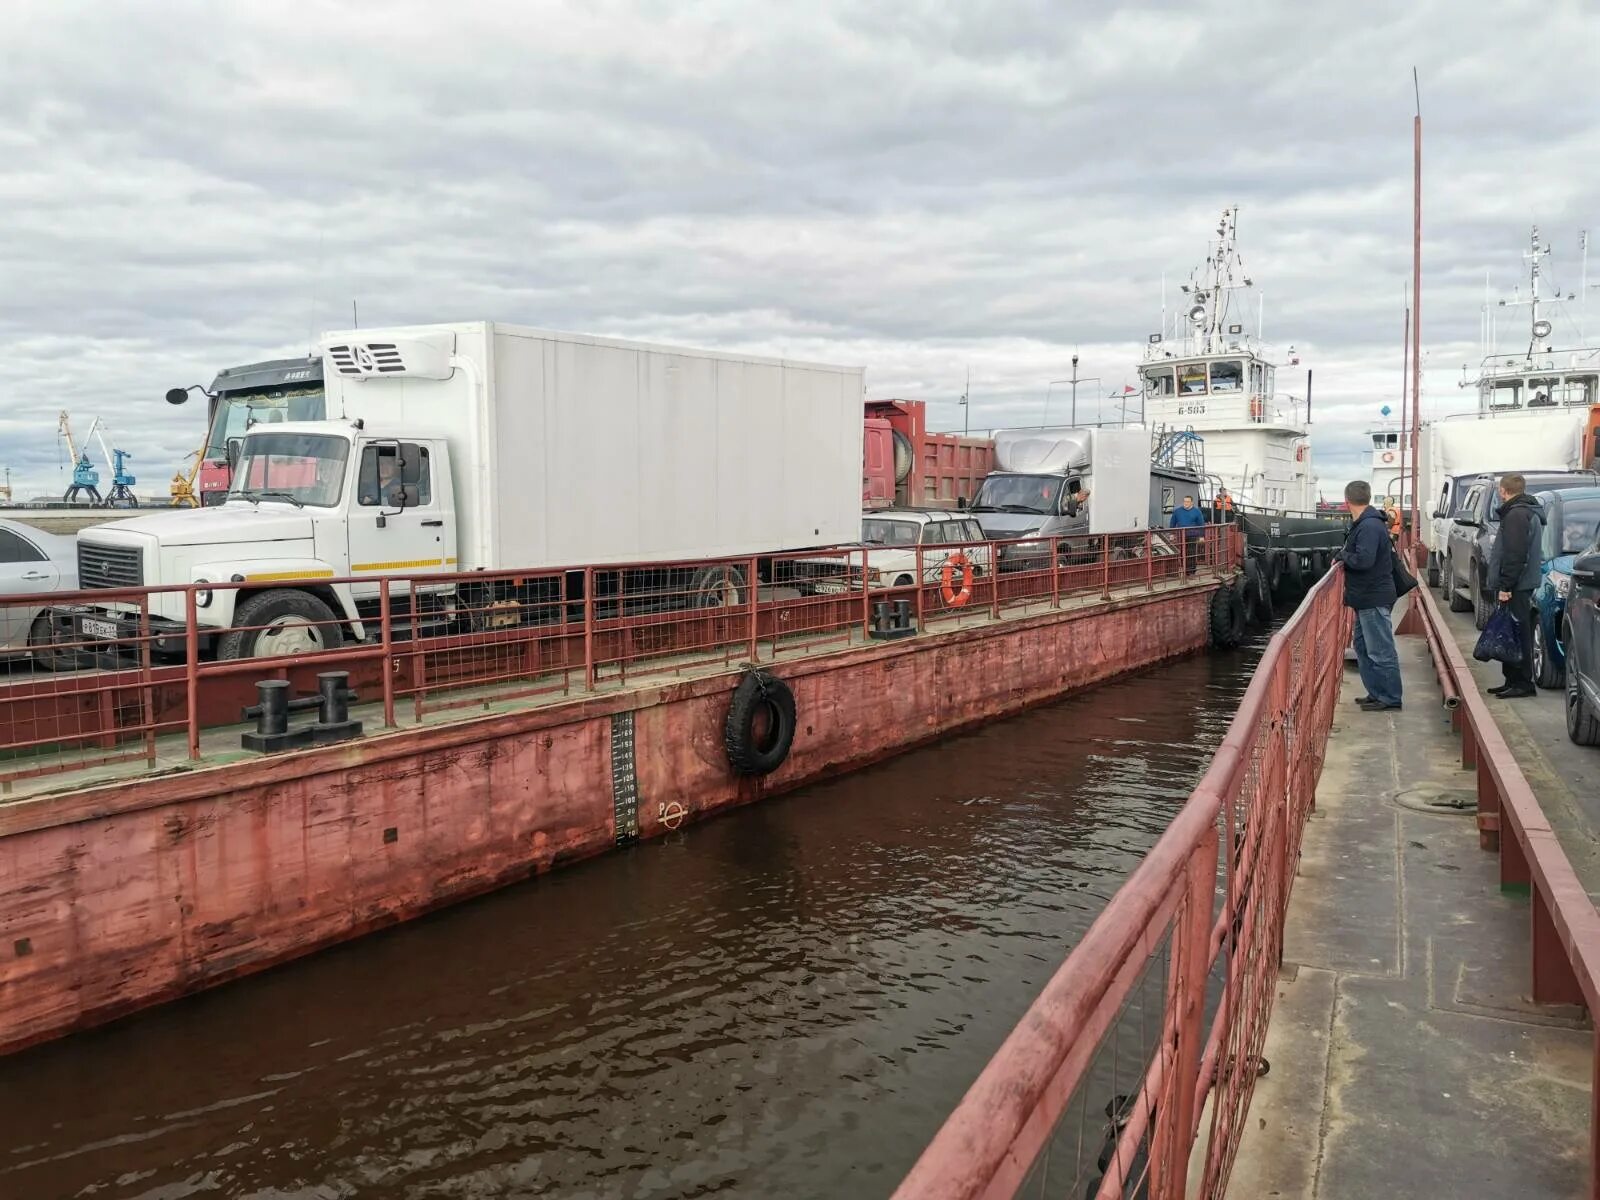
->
xmin=1473 ymin=605 xmax=1524 ymax=666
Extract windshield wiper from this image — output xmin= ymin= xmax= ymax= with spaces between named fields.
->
xmin=996 ymin=504 xmax=1046 ymax=514
xmin=235 ymin=489 xmax=305 ymax=509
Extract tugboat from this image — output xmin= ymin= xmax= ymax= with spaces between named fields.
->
xmin=1138 ymin=208 xmax=1347 ymax=608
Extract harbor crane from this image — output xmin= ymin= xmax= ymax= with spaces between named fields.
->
xmin=58 ymin=411 xmax=103 ymax=505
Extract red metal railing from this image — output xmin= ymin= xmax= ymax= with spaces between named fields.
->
xmin=893 ymin=562 xmax=1348 ymax=1200
xmin=1410 ymin=572 xmax=1600 ymax=1192
xmin=0 ymin=524 xmax=1237 ymax=786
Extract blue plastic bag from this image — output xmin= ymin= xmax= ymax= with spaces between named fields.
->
xmin=1473 ymin=605 xmax=1524 ymax=665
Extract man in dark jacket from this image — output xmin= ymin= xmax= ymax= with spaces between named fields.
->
xmin=1485 ymin=473 xmax=1545 ymax=698
xmin=1170 ymin=494 xmax=1207 ymax=574
xmin=1336 ymin=480 xmax=1402 ymax=711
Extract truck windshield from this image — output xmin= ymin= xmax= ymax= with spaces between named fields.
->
xmin=862 ymin=519 xmax=920 ymax=546
xmin=228 ymin=433 xmax=349 ymax=507
xmin=971 ymin=474 xmax=1064 ymax=514
xmin=205 ymin=387 xmax=326 ymax=460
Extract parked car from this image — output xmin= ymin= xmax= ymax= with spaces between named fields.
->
xmin=1561 ymin=534 xmax=1600 ymax=745
xmin=1440 ymin=470 xmax=1600 ymax=629
xmin=1530 ymin=488 xmax=1600 ymax=688
xmin=796 ymin=509 xmax=994 ymax=594
xmin=0 ymin=519 xmax=78 ymax=668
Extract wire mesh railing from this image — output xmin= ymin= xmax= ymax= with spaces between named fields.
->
xmin=0 ymin=525 xmax=1238 ymax=786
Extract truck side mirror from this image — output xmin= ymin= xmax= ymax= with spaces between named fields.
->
xmin=1431 ymin=510 xmax=1445 ymax=520
xmin=957 ymin=496 xmax=968 ymax=509
xmin=1452 ymin=515 xmax=1478 ymax=528
xmin=226 ymin=438 xmax=242 ymax=472
xmin=165 ymin=387 xmax=188 ymax=406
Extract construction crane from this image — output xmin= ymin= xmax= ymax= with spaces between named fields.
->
xmin=0 ymin=467 xmax=12 ymax=505
xmin=58 ymin=411 xmax=103 ymax=505
xmin=170 ymin=447 xmax=201 ymax=507
xmin=91 ymin=425 xmax=139 ymax=508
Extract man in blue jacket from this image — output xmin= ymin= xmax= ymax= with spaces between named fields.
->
xmin=1336 ymin=480 xmax=1401 ymax=711
xmin=1170 ymin=493 xmax=1207 ymax=574
xmin=1485 ymin=473 xmax=1545 ymax=699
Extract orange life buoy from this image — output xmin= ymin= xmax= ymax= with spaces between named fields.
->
xmin=1382 ymin=451 xmax=1395 ymax=463
xmin=941 ymin=552 xmax=974 ymax=607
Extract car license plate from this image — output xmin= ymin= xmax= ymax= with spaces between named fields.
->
xmin=81 ymin=617 xmax=119 ymax=640
xmin=813 ymin=581 xmax=848 ymax=595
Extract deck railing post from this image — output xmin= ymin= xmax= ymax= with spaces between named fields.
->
xmin=1051 ymin=537 xmax=1061 ymax=607
xmin=748 ymin=555 xmax=761 ymax=662
xmin=380 ymin=578 xmax=396 ymax=728
xmin=185 ymin=589 xmax=200 ymax=760
xmin=915 ymin=546 xmax=925 ymax=628
xmin=1102 ymin=534 xmax=1112 ymax=600
xmin=989 ymin=539 xmax=1001 ymax=619
xmin=583 ymin=566 xmax=596 ymax=690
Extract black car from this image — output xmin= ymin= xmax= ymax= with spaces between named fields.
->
xmin=1440 ymin=470 xmax=1600 ymax=628
xmin=1562 ymin=534 xmax=1600 ymax=745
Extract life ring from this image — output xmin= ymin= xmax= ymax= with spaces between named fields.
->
xmin=724 ymin=670 xmax=797 ymax=776
xmin=941 ymin=552 xmax=974 ymax=607
xmin=1382 ymin=451 xmax=1395 ymax=463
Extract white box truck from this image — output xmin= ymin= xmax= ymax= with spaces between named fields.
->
xmin=70 ymin=322 xmax=865 ymax=659
xmin=1417 ymin=409 xmax=1589 ymax=584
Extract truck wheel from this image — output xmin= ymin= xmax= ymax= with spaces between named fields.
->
xmin=1209 ymin=585 xmax=1246 ymax=648
xmin=724 ymin=670 xmax=796 ymax=775
xmin=1532 ymin=618 xmax=1562 ymax=690
xmin=690 ymin=564 xmax=746 ymax=608
xmin=216 ymin=589 xmax=343 ymax=661
xmin=26 ymin=614 xmax=75 ymax=672
xmin=1471 ymin=566 xmax=1492 ymax=630
xmin=1426 ymin=555 xmax=1440 ymax=589
xmin=1243 ymin=557 xmax=1270 ymax=623
xmin=1565 ymin=630 xmax=1600 ymax=746
xmin=1446 ymin=556 xmax=1471 ymax=612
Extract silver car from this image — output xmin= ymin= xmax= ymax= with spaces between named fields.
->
xmin=0 ymin=519 xmax=78 ymax=664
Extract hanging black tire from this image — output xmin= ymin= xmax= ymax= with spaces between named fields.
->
xmin=1235 ymin=572 xmax=1258 ymax=626
xmin=1266 ymin=551 xmax=1284 ymax=597
xmin=1210 ymin=585 xmax=1246 ymax=648
xmin=1242 ymin=556 xmax=1270 ymax=623
xmin=724 ymin=670 xmax=797 ymax=776
xmin=1280 ymin=550 xmax=1304 ymax=597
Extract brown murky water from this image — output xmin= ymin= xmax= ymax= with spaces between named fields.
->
xmin=0 ymin=630 xmax=1271 ymax=1200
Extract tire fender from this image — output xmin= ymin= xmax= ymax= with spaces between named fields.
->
xmin=1210 ymin=585 xmax=1246 ymax=648
xmin=724 ymin=670 xmax=798 ymax=776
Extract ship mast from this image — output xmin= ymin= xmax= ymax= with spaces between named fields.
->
xmin=1498 ymin=225 xmax=1553 ymax=358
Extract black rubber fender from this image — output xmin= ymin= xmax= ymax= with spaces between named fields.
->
xmin=1242 ymin=556 xmax=1270 ymax=623
xmin=724 ymin=670 xmax=797 ymax=776
xmin=1209 ymin=584 xmax=1246 ymax=648
xmin=1280 ymin=549 xmax=1304 ymax=596
xmin=1266 ymin=551 xmax=1284 ymax=596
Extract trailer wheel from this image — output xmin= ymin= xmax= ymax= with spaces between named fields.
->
xmin=1210 ymin=585 xmax=1246 ymax=648
xmin=724 ymin=670 xmax=796 ymax=776
xmin=216 ymin=589 xmax=343 ymax=661
xmin=690 ymin=564 xmax=746 ymax=608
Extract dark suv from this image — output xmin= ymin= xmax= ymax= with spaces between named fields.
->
xmin=1563 ymin=535 xmax=1600 ymax=745
xmin=1441 ymin=470 xmax=1600 ymax=628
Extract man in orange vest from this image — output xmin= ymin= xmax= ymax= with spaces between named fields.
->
xmin=1216 ymin=487 xmax=1234 ymax=515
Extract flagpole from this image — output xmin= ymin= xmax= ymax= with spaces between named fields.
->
xmin=1410 ymin=69 xmax=1423 ymax=543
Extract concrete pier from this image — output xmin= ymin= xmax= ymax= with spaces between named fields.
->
xmin=1229 ymin=619 xmax=1593 ymax=1198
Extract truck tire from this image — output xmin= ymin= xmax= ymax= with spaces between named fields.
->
xmin=1266 ymin=551 xmax=1284 ymax=597
xmin=1210 ymin=585 xmax=1246 ymax=648
xmin=216 ymin=589 xmax=344 ymax=661
xmin=891 ymin=430 xmax=915 ymax=486
xmin=690 ymin=564 xmax=746 ymax=608
xmin=1243 ymin=556 xmax=1270 ymax=622
xmin=1446 ymin=556 xmax=1471 ymax=612
xmin=1565 ymin=629 xmax=1600 ymax=746
xmin=26 ymin=614 xmax=75 ymax=672
xmin=1472 ymin=565 xmax=1492 ymax=630
xmin=1532 ymin=617 xmax=1562 ymax=690
xmin=1426 ymin=555 xmax=1440 ymax=589
xmin=724 ymin=670 xmax=796 ymax=776
xmin=1276 ymin=550 xmax=1304 ymax=600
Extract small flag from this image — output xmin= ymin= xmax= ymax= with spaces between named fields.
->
xmin=1123 ymin=385 xmax=1137 ymax=394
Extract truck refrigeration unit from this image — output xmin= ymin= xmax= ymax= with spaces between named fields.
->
xmin=70 ymin=323 xmax=865 ymax=659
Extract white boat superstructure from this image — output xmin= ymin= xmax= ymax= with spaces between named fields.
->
xmin=1139 ymin=209 xmax=1317 ymax=514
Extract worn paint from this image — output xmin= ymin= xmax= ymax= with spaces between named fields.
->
xmin=0 ymin=584 xmax=1210 ymax=1056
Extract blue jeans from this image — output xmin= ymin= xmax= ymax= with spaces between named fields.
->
xmin=1352 ymin=606 xmax=1402 ymax=706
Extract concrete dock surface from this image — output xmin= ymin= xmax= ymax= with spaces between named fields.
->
xmin=1228 ymin=626 xmax=1593 ymax=1198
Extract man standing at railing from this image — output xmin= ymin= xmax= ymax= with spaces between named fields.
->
xmin=1170 ymin=494 xmax=1206 ymax=575
xmin=1485 ymin=473 xmax=1544 ymax=700
xmin=1335 ymin=480 xmax=1402 ymax=712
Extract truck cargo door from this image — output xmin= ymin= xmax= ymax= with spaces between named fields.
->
xmin=348 ymin=441 xmax=453 ymax=594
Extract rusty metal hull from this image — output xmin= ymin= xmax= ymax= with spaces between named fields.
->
xmin=0 ymin=586 xmax=1210 ymax=1057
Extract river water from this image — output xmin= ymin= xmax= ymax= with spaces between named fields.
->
xmin=0 ymin=630 xmax=1271 ymax=1200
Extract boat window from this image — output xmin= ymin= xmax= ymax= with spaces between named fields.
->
xmin=1143 ymin=368 xmax=1175 ymax=397
xmin=1249 ymin=363 xmax=1264 ymax=394
xmin=1161 ymin=484 xmax=1175 ymax=514
xmin=1559 ymin=375 xmax=1597 ymax=407
xmin=1488 ymin=380 xmax=1522 ymax=410
xmin=861 ymin=518 xmax=919 ymax=546
xmin=1177 ymin=364 xmax=1208 ymax=395
xmin=1209 ymin=360 xmax=1243 ymax=393
xmin=1558 ymin=500 xmax=1600 ymax=555
xmin=1527 ymin=376 xmax=1559 ymax=407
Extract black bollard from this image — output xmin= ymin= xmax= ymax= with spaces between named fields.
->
xmin=241 ymin=680 xmax=314 ymax=752
xmin=892 ymin=598 xmax=914 ymax=631
xmin=310 ymin=671 xmax=363 ymax=744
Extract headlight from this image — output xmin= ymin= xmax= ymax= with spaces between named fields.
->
xmin=194 ymin=579 xmax=213 ymax=608
xmin=1550 ymin=570 xmax=1571 ymax=600
xmin=866 ymin=568 xmax=882 ymax=582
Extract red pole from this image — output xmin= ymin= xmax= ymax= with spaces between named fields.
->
xmin=380 ymin=578 xmax=395 ymax=728
xmin=1399 ymin=302 xmax=1410 ymax=537
xmin=1411 ymin=72 xmax=1424 ymax=542
xmin=185 ymin=590 xmax=200 ymax=760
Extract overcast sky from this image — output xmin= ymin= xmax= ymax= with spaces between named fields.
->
xmin=2 ymin=0 xmax=1597 ymax=504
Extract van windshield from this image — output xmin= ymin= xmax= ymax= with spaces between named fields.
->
xmin=970 ymin=474 xmax=1064 ymax=514
xmin=228 ymin=432 xmax=349 ymax=507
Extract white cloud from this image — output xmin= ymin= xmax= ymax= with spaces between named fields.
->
xmin=1 ymin=0 xmax=1597 ymax=503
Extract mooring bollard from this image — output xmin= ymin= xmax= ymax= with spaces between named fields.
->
xmin=310 ymin=671 xmax=363 ymax=744
xmin=241 ymin=680 xmax=313 ymax=752
xmin=892 ymin=598 xmax=913 ymax=630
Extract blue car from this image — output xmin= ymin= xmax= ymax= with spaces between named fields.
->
xmin=1531 ymin=487 xmax=1600 ymax=689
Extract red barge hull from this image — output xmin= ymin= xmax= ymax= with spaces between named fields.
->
xmin=0 ymin=571 xmax=1219 ymax=1057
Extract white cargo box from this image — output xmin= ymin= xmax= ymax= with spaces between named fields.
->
xmin=319 ymin=322 xmax=865 ymax=570
xmin=1082 ymin=428 xmax=1151 ymax=535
